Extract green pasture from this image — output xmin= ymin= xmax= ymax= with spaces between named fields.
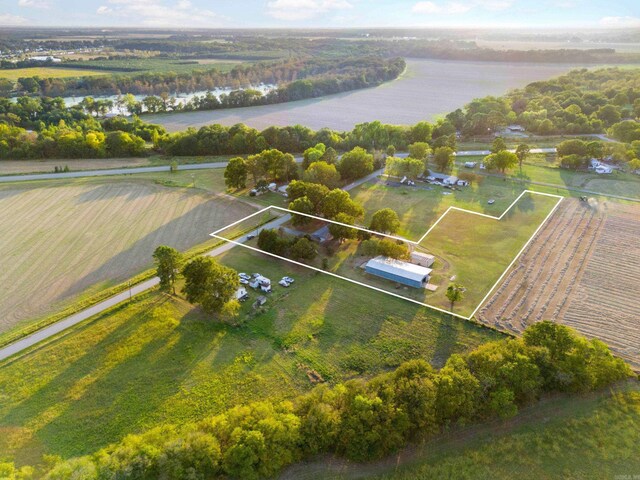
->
xmin=0 ymin=246 xmax=499 ymax=466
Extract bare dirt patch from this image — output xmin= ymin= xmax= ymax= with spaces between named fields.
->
xmin=477 ymin=198 xmax=640 ymax=368
xmin=0 ymin=180 xmax=256 ymax=333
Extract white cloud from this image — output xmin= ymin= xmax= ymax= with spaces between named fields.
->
xmin=267 ymin=0 xmax=353 ymax=21
xmin=0 ymin=13 xmax=28 ymax=24
xmin=412 ymin=0 xmax=512 ymax=15
xmin=600 ymin=16 xmax=640 ymax=28
xmin=96 ymin=0 xmax=222 ymax=27
xmin=18 ymin=0 xmax=51 ymax=8
xmin=412 ymin=2 xmax=471 ymax=14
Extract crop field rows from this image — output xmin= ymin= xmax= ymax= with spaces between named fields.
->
xmin=477 ymin=199 xmax=603 ymax=330
xmin=478 ymin=199 xmax=640 ymax=368
xmin=562 ymin=207 xmax=640 ymax=367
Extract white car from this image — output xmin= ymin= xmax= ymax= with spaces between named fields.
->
xmin=282 ymin=276 xmax=294 ymax=284
xmin=488 ymin=199 xmax=495 ymax=205
xmin=278 ymin=279 xmax=290 ymax=287
xmin=239 ymin=278 xmax=249 ymax=285
xmin=260 ymin=284 xmax=272 ymax=293
xmin=239 ymin=273 xmax=251 ymax=280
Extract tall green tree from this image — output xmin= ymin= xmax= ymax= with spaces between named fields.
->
xmin=433 ymin=146 xmax=455 ymax=172
xmin=369 ymin=208 xmax=401 ymax=234
xmin=491 ymin=137 xmax=507 ymax=153
xmin=445 ymin=283 xmax=465 ymax=311
xmin=515 ymin=143 xmax=530 ymax=171
xmin=408 ymin=142 xmax=431 ymax=161
xmin=303 ymin=161 xmax=341 ymax=189
xmin=289 ymin=196 xmax=314 ymax=226
xmin=182 ymin=257 xmax=239 ymax=318
xmin=224 ymin=157 xmax=248 ymax=189
xmin=153 ymin=245 xmax=183 ymax=295
xmin=484 ymin=150 xmax=518 ymax=173
xmin=337 ymin=147 xmax=374 ymax=181
xmin=328 ymin=212 xmax=357 ymax=242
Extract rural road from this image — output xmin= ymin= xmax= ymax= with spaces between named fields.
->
xmin=0 ymin=148 xmax=558 ymax=184
xmin=0 ymin=168 xmax=381 ymax=363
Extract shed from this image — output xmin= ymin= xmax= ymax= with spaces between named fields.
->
xmin=365 ymin=256 xmax=432 ymax=288
xmin=234 ymin=287 xmax=249 ymax=301
xmin=410 ymin=251 xmax=435 ymax=268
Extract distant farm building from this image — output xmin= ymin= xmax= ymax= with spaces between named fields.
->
xmin=365 ymin=256 xmax=432 ymax=288
xmin=410 ymin=251 xmax=435 ymax=268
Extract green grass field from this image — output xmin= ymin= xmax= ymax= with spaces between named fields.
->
xmin=283 ymin=381 xmax=640 ymax=480
xmin=0 ymin=247 xmax=500 ymax=466
xmin=64 ymin=57 xmax=245 ymax=75
xmin=0 ymin=67 xmax=107 ymax=81
xmin=349 ymin=175 xmax=524 ymax=240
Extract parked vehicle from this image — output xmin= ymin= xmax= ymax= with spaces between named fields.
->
xmin=278 ymin=279 xmax=290 ymax=287
xmin=282 ymin=276 xmax=294 ymax=284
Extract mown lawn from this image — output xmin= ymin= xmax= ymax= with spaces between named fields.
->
xmin=284 ymin=381 xmax=640 ymax=480
xmin=349 ymin=175 xmax=524 ymax=240
xmin=0 ymin=247 xmax=500 ymax=467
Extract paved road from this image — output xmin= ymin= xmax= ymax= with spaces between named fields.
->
xmin=0 ymin=161 xmax=231 ymax=183
xmin=0 ymin=148 xmax=558 ymax=184
xmin=454 ymin=147 xmax=556 ymax=157
xmin=0 ymin=212 xmax=291 ymax=363
xmin=0 ymin=167 xmax=379 ymax=363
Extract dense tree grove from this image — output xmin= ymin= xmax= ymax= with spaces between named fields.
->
xmin=449 ymin=68 xmax=640 ymax=137
xmin=2 ymin=68 xmax=639 ymax=168
xmin=257 ymin=228 xmax=317 ymax=262
xmin=286 ymin=180 xmax=364 ymax=220
xmin=5 ymin=56 xmax=405 ymax=99
xmin=29 ymin=322 xmax=630 ymax=479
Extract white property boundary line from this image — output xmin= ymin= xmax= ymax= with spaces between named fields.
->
xmin=211 ymin=190 xmax=564 ymax=321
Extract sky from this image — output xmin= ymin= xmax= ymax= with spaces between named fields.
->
xmin=0 ymin=0 xmax=639 ymax=29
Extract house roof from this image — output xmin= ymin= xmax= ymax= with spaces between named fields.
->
xmin=366 ymin=256 xmax=432 ymax=283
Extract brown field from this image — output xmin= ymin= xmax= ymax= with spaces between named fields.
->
xmin=477 ymin=198 xmax=640 ymax=368
xmin=0 ymin=178 xmax=255 ymax=334
xmin=0 ymin=67 xmax=106 ymax=81
xmin=0 ymin=158 xmax=150 ymax=175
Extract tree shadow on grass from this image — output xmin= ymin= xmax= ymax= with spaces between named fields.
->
xmin=58 ymin=197 xmax=253 ymax=300
xmin=2 ymin=296 xmax=230 ymax=461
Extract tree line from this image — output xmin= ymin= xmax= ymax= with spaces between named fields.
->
xmin=26 ymin=321 xmax=630 ymax=479
xmin=11 ymin=56 xmax=405 ymax=100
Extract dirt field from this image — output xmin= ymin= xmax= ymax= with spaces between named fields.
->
xmin=0 ymin=67 xmax=106 ymax=81
xmin=0 ymin=179 xmax=255 ymax=333
xmin=0 ymin=158 xmax=151 ymax=175
xmin=477 ymin=198 xmax=640 ymax=368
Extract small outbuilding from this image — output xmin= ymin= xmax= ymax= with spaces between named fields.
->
xmin=410 ymin=251 xmax=435 ymax=268
xmin=365 ymin=256 xmax=432 ymax=288
xmin=234 ymin=287 xmax=249 ymax=302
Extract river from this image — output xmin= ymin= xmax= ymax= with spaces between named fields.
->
xmin=144 ymin=58 xmax=582 ymax=132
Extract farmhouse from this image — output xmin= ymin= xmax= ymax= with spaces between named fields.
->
xmin=590 ymin=159 xmax=613 ymax=174
xmin=365 ymin=256 xmax=432 ymax=288
xmin=430 ymin=172 xmax=459 ymax=185
xmin=410 ymin=251 xmax=435 ymax=268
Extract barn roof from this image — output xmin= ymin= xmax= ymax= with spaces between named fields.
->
xmin=365 ymin=256 xmax=432 ymax=283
